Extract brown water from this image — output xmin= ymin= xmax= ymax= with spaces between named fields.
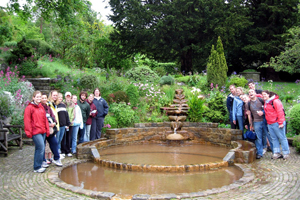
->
xmin=99 ymin=144 xmax=229 ymax=165
xmin=60 ymin=162 xmax=243 ymax=195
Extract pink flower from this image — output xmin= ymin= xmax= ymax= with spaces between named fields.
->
xmin=128 ymin=102 xmax=131 ymax=105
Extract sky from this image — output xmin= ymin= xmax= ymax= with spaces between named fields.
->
xmin=0 ymin=0 xmax=113 ymax=25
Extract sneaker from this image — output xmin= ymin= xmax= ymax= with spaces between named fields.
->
xmin=52 ymin=159 xmax=63 ymax=167
xmin=67 ymin=153 xmax=73 ymax=157
xmin=263 ymin=148 xmax=267 ymax=155
xmin=267 ymin=146 xmax=272 ymax=152
xmin=283 ymin=154 xmax=289 ymax=160
xmin=256 ymin=155 xmax=263 ymax=159
xmin=34 ymin=167 xmax=46 ymax=173
xmin=272 ymin=153 xmax=283 ymax=159
xmin=42 ymin=161 xmax=49 ymax=168
xmin=46 ymin=160 xmax=51 ymax=164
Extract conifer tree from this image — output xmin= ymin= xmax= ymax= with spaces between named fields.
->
xmin=207 ymin=36 xmax=228 ymax=88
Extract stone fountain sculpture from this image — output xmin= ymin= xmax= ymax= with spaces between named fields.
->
xmin=165 ymin=89 xmax=189 ymax=140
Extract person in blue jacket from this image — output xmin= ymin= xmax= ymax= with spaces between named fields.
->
xmin=232 ymin=87 xmax=244 ymax=134
xmin=90 ymin=88 xmax=109 ymax=140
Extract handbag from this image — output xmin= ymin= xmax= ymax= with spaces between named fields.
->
xmin=243 ymin=130 xmax=257 ymax=140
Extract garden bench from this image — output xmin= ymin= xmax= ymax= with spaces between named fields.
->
xmin=0 ymin=121 xmax=23 ymax=156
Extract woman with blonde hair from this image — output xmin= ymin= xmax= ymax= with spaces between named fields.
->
xmin=24 ymin=91 xmax=50 ymax=173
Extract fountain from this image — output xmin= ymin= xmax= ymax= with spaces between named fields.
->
xmin=165 ymin=89 xmax=188 ymax=141
xmin=52 ymin=89 xmax=257 ymax=199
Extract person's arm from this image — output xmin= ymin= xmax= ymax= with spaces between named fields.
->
xmin=274 ymin=99 xmax=285 ymax=127
xmin=103 ymin=99 xmax=109 ymax=116
xmin=23 ymin=106 xmax=33 ymax=138
xmin=86 ymin=104 xmax=90 ymax=121
xmin=232 ymin=99 xmax=237 ymax=123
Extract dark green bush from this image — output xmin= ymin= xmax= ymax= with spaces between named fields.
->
xmin=109 ymin=102 xmax=136 ymax=127
xmin=27 ymin=39 xmax=54 ymax=56
xmin=289 ymin=104 xmax=300 ymax=135
xmin=226 ymin=75 xmax=248 ymax=88
xmin=292 ymin=135 xmax=300 ymax=153
xmin=79 ymin=75 xmax=99 ymax=91
xmin=204 ymin=91 xmax=227 ymax=123
xmin=153 ymin=66 xmax=166 ymax=77
xmin=3 ymin=41 xmax=17 ymax=47
xmin=107 ymin=91 xmax=129 ymax=104
xmin=7 ymin=37 xmax=33 ymax=65
xmin=159 ymin=75 xmax=174 ymax=86
xmin=125 ymin=66 xmax=159 ymax=82
xmin=157 ymin=62 xmax=179 ymax=74
xmin=126 ymin=84 xmax=139 ymax=107
xmin=0 ymin=93 xmax=13 ymax=120
xmin=18 ymin=60 xmax=38 ymax=76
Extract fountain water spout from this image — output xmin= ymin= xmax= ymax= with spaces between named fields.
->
xmin=174 ymin=128 xmax=177 ymax=134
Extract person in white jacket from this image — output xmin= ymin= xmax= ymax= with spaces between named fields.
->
xmin=71 ymin=95 xmax=83 ymax=154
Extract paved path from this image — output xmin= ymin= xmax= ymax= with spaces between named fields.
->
xmin=1 ymin=145 xmax=300 ymax=200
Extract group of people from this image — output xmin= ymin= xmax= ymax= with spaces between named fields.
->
xmin=227 ymin=81 xmax=290 ymax=160
xmin=24 ymin=88 xmax=109 ymax=173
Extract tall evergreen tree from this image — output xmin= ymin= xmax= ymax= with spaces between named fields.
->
xmin=207 ymin=37 xmax=228 ymax=87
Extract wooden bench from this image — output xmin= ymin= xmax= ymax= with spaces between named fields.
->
xmin=0 ymin=121 xmax=23 ymax=156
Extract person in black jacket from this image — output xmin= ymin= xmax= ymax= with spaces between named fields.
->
xmin=226 ymin=84 xmax=237 ymax=129
xmin=90 ymin=88 xmax=109 ymax=140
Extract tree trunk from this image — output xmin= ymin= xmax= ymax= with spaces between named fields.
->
xmin=180 ymin=49 xmax=193 ymax=75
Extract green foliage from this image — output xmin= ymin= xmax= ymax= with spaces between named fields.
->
xmin=204 ymin=91 xmax=227 ymax=123
xmin=26 ymin=39 xmax=54 ymax=56
xmin=188 ymin=94 xmax=205 ymax=122
xmin=102 ymin=115 xmax=118 ymax=134
xmin=161 ymin=85 xmax=176 ymax=105
xmin=3 ymin=41 xmax=17 ymax=47
xmin=289 ymin=103 xmax=300 ymax=135
xmin=126 ymin=84 xmax=139 ymax=107
xmin=109 ymin=102 xmax=136 ymax=127
xmin=188 ymin=75 xmax=204 ymax=87
xmin=125 ymin=66 xmax=159 ymax=82
xmin=218 ymin=123 xmax=231 ymax=129
xmin=6 ymin=37 xmax=34 ymax=65
xmin=158 ymin=63 xmax=179 ymax=74
xmin=292 ymin=135 xmax=300 ymax=153
xmin=175 ymin=76 xmax=190 ymax=83
xmin=207 ymin=37 xmax=228 ymax=88
xmin=0 ymin=20 xmax=13 ymax=45
xmin=107 ymin=91 xmax=129 ymax=104
xmin=243 ymin=69 xmax=257 ymax=72
xmin=159 ymin=75 xmax=174 ymax=86
xmin=79 ymin=74 xmax=99 ymax=91
xmin=18 ymin=59 xmax=39 ymax=76
xmin=0 ymin=93 xmax=14 ymax=120
xmin=226 ymin=74 xmax=248 ymax=88
xmin=153 ymin=66 xmax=166 ymax=77
xmin=147 ymin=110 xmax=169 ymax=122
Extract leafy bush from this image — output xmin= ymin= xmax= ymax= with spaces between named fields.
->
xmin=107 ymin=91 xmax=129 ymax=104
xmin=292 ymin=135 xmax=300 ymax=153
xmin=0 ymin=93 xmax=14 ymax=120
xmin=226 ymin=74 xmax=248 ymax=88
xmin=153 ymin=66 xmax=166 ymax=77
xmin=188 ymin=94 xmax=205 ymax=122
xmin=175 ymin=76 xmax=190 ymax=83
xmin=159 ymin=75 xmax=174 ymax=86
xmin=79 ymin=74 xmax=99 ymax=91
xmin=125 ymin=66 xmax=159 ymax=82
xmin=6 ymin=37 xmax=34 ymax=65
xmin=27 ymin=39 xmax=54 ymax=56
xmin=109 ymin=102 xmax=136 ymax=127
xmin=126 ymin=84 xmax=139 ymax=107
xmin=204 ymin=91 xmax=227 ymax=123
xmin=289 ymin=104 xmax=300 ymax=135
xmin=3 ymin=41 xmax=17 ymax=47
xmin=157 ymin=62 xmax=179 ymax=74
xmin=102 ymin=115 xmax=118 ymax=134
xmin=188 ymin=75 xmax=204 ymax=87
xmin=161 ymin=85 xmax=175 ymax=105
xmin=18 ymin=59 xmax=38 ymax=76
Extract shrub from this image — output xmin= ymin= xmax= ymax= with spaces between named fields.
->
xmin=159 ymin=75 xmax=174 ymax=86
xmin=153 ymin=66 xmax=166 ymax=77
xmin=18 ymin=59 xmax=38 ymax=77
xmin=175 ymin=76 xmax=190 ymax=83
xmin=157 ymin=62 xmax=179 ymax=74
xmin=292 ymin=135 xmax=300 ymax=153
xmin=289 ymin=104 xmax=300 ymax=135
xmin=27 ymin=39 xmax=54 ymax=56
xmin=109 ymin=102 xmax=136 ymax=127
xmin=107 ymin=91 xmax=129 ymax=104
xmin=226 ymin=75 xmax=248 ymax=88
xmin=125 ymin=66 xmax=159 ymax=82
xmin=79 ymin=74 xmax=99 ymax=91
xmin=3 ymin=41 xmax=17 ymax=47
xmin=204 ymin=91 xmax=227 ymax=123
xmin=126 ymin=84 xmax=139 ymax=107
xmin=188 ymin=94 xmax=205 ymax=122
xmin=0 ymin=93 xmax=14 ymax=120
xmin=188 ymin=75 xmax=202 ymax=87
xmin=102 ymin=115 xmax=118 ymax=134
xmin=6 ymin=37 xmax=34 ymax=65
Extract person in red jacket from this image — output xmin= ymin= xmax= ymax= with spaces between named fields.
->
xmin=24 ymin=91 xmax=50 ymax=173
xmin=262 ymin=90 xmax=289 ymax=160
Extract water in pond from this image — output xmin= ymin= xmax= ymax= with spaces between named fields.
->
xmin=60 ymin=162 xmax=243 ymax=195
xmin=98 ymin=144 xmax=229 ymax=165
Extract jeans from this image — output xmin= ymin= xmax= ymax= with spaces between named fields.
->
xmin=71 ymin=125 xmax=80 ymax=153
xmin=32 ymin=133 xmax=46 ymax=170
xmin=236 ymin=116 xmax=244 ymax=134
xmin=44 ymin=135 xmax=60 ymax=161
xmin=85 ymin=124 xmax=91 ymax=142
xmin=254 ymin=121 xmax=264 ymax=156
xmin=91 ymin=117 xmax=104 ymax=140
xmin=56 ymin=126 xmax=66 ymax=153
xmin=268 ymin=121 xmax=290 ymax=155
xmin=78 ymin=123 xmax=86 ymax=144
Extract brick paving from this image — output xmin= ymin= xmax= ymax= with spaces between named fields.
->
xmin=1 ymin=145 xmax=300 ymax=200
